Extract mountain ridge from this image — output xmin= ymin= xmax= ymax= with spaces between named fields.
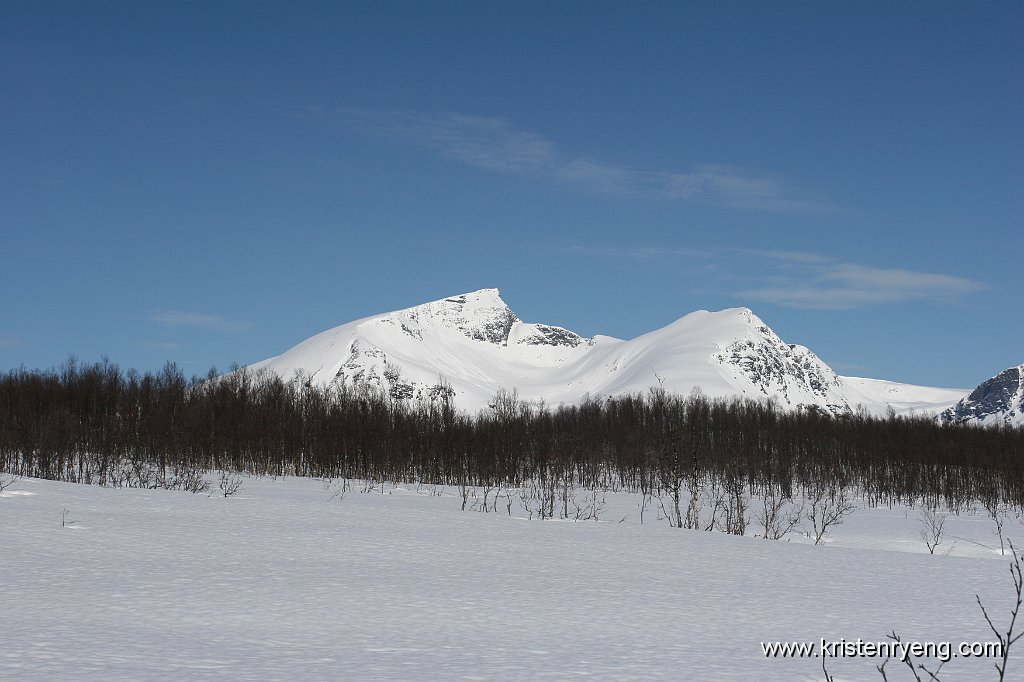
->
xmin=248 ymin=288 xmax=973 ymax=418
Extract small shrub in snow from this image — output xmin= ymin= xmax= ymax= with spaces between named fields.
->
xmin=806 ymin=487 xmax=856 ymax=545
xmin=757 ymin=487 xmax=804 ymax=541
xmin=324 ymin=477 xmax=351 ymax=501
xmin=217 ymin=471 xmax=244 ymax=498
xmin=918 ymin=507 xmax=955 ymax=556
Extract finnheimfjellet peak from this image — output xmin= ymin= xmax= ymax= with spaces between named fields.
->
xmin=247 ymin=288 xmax=1021 ymax=426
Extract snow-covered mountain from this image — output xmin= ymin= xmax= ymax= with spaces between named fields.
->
xmin=248 ymin=288 xmax=969 ymax=417
xmin=939 ymin=364 xmax=1024 ymax=427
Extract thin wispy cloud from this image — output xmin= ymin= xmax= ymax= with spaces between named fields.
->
xmin=570 ymin=244 xmax=985 ymax=310
xmin=739 ymin=249 xmax=834 ymax=264
xmin=150 ymin=312 xmax=253 ymax=334
xmin=738 ymin=260 xmax=985 ymax=310
xmin=326 ymin=109 xmax=833 ymax=213
xmin=0 ymin=336 xmax=23 ymax=349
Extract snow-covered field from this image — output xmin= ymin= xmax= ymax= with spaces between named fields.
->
xmin=3 ymin=475 xmax=1021 ymax=681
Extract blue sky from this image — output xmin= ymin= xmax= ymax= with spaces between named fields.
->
xmin=2 ymin=1 xmax=1021 ymax=388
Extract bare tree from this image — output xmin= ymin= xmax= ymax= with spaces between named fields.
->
xmin=758 ymin=485 xmax=804 ymax=541
xmin=478 ymin=482 xmax=495 ymax=512
xmin=977 ymin=540 xmax=1024 ymax=682
xmin=918 ymin=506 xmax=954 ymax=555
xmin=696 ymin=477 xmax=720 ymax=532
xmin=637 ymin=490 xmax=653 ymax=525
xmin=874 ymin=630 xmax=947 ymax=682
xmin=567 ymin=487 xmax=606 ymax=521
xmin=807 ymin=487 xmax=856 ymax=545
xmin=383 ymin=362 xmax=413 ymax=405
xmin=657 ymin=486 xmax=685 ymax=528
xmin=985 ymin=498 xmax=1012 ymax=556
xmin=459 ymin=482 xmax=476 ymax=511
xmin=684 ymin=469 xmax=702 ymax=530
xmin=722 ymin=472 xmax=749 ymax=536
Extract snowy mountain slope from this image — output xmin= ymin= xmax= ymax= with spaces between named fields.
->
xmin=248 ymin=289 xmax=600 ymax=410
xmin=842 ymin=376 xmax=971 ymax=416
xmin=940 ymin=364 xmax=1024 ymax=427
xmin=248 ymin=288 xmax=969 ymax=417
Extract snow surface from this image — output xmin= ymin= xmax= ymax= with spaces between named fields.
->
xmin=3 ymin=476 xmax=1021 ymax=681
xmin=247 ymin=288 xmax=970 ymax=418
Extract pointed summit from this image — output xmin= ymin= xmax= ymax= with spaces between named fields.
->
xmin=392 ymin=288 xmax=519 ymax=345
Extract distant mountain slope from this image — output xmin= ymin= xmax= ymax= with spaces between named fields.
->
xmin=940 ymin=364 xmax=1024 ymax=427
xmin=248 ymin=288 xmax=969 ymax=417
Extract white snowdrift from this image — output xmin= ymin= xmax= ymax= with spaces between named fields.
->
xmin=1 ymin=476 xmax=1020 ymax=681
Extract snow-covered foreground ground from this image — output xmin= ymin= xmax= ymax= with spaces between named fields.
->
xmin=3 ymin=475 xmax=1021 ymax=681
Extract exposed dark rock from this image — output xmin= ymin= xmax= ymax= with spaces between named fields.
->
xmin=941 ymin=365 xmax=1023 ymax=426
xmin=519 ymin=324 xmax=585 ymax=347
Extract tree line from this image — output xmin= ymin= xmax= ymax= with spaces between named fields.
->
xmin=1 ymin=357 xmax=1022 ymax=511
